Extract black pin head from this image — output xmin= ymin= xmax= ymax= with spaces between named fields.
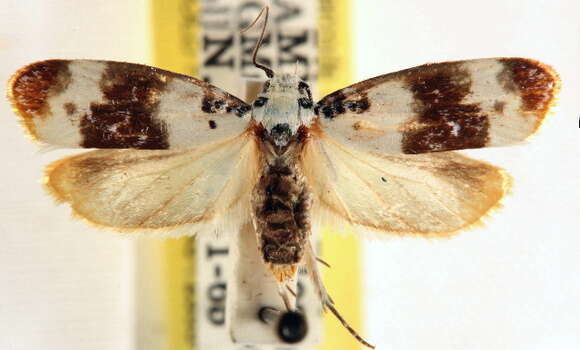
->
xmin=278 ymin=311 xmax=308 ymax=343
xmin=258 ymin=307 xmax=308 ymax=344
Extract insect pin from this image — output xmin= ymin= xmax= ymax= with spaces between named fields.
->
xmin=7 ymin=5 xmax=559 ymax=349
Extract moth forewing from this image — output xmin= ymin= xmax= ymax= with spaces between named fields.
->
xmin=315 ymin=57 xmax=559 ymax=155
xmin=8 ymin=60 xmax=252 ymax=150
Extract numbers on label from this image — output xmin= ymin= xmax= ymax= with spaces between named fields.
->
xmin=205 ymin=244 xmax=229 ymax=326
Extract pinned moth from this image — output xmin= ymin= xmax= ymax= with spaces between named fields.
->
xmin=8 ymin=7 xmax=559 ymax=349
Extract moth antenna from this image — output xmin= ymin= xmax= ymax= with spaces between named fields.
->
xmin=325 ymin=300 xmax=376 ymax=349
xmin=240 ymin=6 xmax=266 ymax=34
xmin=241 ymin=6 xmax=274 ymax=78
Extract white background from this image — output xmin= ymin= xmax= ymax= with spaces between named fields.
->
xmin=357 ymin=1 xmax=580 ymax=349
xmin=0 ymin=1 xmax=579 ymax=349
xmin=0 ymin=2 xmax=148 ymax=350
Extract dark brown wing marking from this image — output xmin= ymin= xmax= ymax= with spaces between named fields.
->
xmin=498 ymin=58 xmax=559 ymax=113
xmin=314 ymin=58 xmax=559 ymax=155
xmin=401 ymin=62 xmax=489 ymax=154
xmin=8 ymin=60 xmax=71 ymax=138
xmin=82 ymin=62 xmax=170 ymax=149
xmin=8 ymin=60 xmax=252 ymax=150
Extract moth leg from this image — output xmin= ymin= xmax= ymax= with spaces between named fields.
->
xmin=304 ymin=240 xmax=333 ymax=306
xmin=304 ymin=240 xmax=375 ymax=349
xmin=286 ymin=284 xmax=298 ymax=298
xmin=277 ymin=281 xmax=295 ymax=311
xmin=316 ymin=256 xmax=331 ymax=268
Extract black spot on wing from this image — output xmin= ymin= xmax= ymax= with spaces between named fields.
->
xmin=344 ymin=98 xmax=370 ymax=113
xmin=63 ymin=102 xmax=77 ymax=116
xmin=315 ymin=90 xmax=370 ymax=120
xmin=201 ymin=95 xmax=226 ymax=113
xmin=234 ymin=104 xmax=251 ymax=117
xmin=202 ymin=92 xmax=250 ymax=118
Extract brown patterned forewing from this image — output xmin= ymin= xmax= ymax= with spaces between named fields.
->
xmin=8 ymin=60 xmax=252 ymax=149
xmin=315 ymin=58 xmax=559 ymax=155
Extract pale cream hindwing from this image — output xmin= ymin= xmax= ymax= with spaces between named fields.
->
xmin=46 ymin=134 xmax=259 ymax=236
xmin=301 ymin=133 xmax=510 ymax=236
xmin=315 ymin=58 xmax=559 ymax=155
xmin=8 ymin=60 xmax=251 ymax=150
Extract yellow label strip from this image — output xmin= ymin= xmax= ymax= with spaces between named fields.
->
xmin=318 ymin=0 xmax=353 ymax=96
xmin=147 ymin=1 xmax=360 ymax=349
xmin=150 ymin=1 xmax=200 ymax=349
xmin=318 ymin=2 xmax=363 ymax=349
xmin=150 ymin=0 xmax=200 ymax=77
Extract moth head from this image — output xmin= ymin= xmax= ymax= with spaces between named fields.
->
xmin=243 ymin=7 xmax=314 ymax=147
xmin=251 ymin=74 xmax=315 ymax=147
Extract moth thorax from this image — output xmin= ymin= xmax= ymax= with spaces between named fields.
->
xmin=270 ymin=123 xmax=292 ymax=146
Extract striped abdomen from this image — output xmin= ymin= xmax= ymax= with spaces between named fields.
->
xmin=252 ymin=158 xmax=311 ymax=281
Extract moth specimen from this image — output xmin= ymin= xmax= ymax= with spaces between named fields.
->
xmin=7 ymin=7 xmax=558 ymax=349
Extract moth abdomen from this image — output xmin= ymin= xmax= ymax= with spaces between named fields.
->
xmin=252 ymin=157 xmax=312 ymax=281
